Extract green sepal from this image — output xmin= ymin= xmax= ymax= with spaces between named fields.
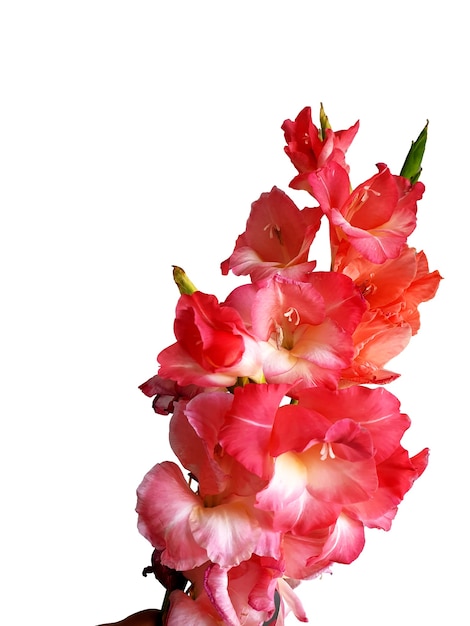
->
xmin=400 ymin=121 xmax=428 ymax=184
xmin=319 ymin=102 xmax=331 ymax=141
xmin=172 ymin=266 xmax=197 ymax=295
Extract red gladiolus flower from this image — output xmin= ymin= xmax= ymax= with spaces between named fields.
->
xmin=157 ymin=291 xmax=264 ymax=387
xmin=282 ymin=105 xmax=359 ymax=194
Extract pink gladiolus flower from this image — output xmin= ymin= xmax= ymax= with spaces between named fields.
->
xmin=157 ymin=291 xmax=264 ymax=387
xmin=218 ymin=383 xmax=422 ymax=540
xmin=308 ymin=162 xmax=425 ymax=264
xmin=225 ymin=272 xmax=366 ymax=391
xmin=136 ymin=460 xmax=270 ymax=571
xmin=282 ymin=105 xmax=359 ymax=193
xmin=166 ymin=556 xmax=307 ymax=626
xmin=137 ymin=461 xmax=209 ymax=571
xmin=134 ymin=105 xmax=438 ymax=626
xmin=221 ymin=186 xmax=322 ymax=282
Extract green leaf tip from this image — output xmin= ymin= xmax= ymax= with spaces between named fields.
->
xmin=400 ymin=120 xmax=428 ymax=184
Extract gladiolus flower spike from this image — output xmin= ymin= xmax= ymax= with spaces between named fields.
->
xmin=136 ymin=105 xmax=441 ymax=625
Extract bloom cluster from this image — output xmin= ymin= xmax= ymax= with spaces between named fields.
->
xmin=136 ymin=105 xmax=441 ymax=626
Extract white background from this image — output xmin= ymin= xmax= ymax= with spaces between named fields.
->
xmin=1 ymin=2 xmax=467 ymax=624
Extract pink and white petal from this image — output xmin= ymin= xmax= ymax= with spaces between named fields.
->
xmin=292 ymin=321 xmax=354 ymax=369
xmin=189 ymin=500 xmax=261 ymax=568
xmin=256 ymin=452 xmax=307 ymax=512
xmin=136 ymin=462 xmax=208 ymax=570
xmin=251 ymin=280 xmax=326 ymax=342
xmin=269 ymin=487 xmax=341 ymax=534
xmin=261 ymin=342 xmax=341 ymax=391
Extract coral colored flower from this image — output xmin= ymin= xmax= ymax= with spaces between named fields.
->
xmin=334 ymin=242 xmax=442 ymax=335
xmin=340 ymin=309 xmax=412 ymax=385
xmin=157 ymin=291 xmax=264 ymax=387
xmin=221 ymin=186 xmax=322 ymax=281
xmin=308 ymin=162 xmax=424 ymax=264
xmin=225 ymin=272 xmax=366 ymax=391
xmin=332 ymin=242 xmax=442 ymax=384
xmin=387 ymin=249 xmax=442 ymax=334
xmin=282 ymin=105 xmax=359 ymax=193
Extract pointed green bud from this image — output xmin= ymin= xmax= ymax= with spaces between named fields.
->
xmin=319 ymin=102 xmax=331 ymax=141
xmin=172 ymin=266 xmax=197 ymax=295
xmin=400 ymin=121 xmax=428 ymax=184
